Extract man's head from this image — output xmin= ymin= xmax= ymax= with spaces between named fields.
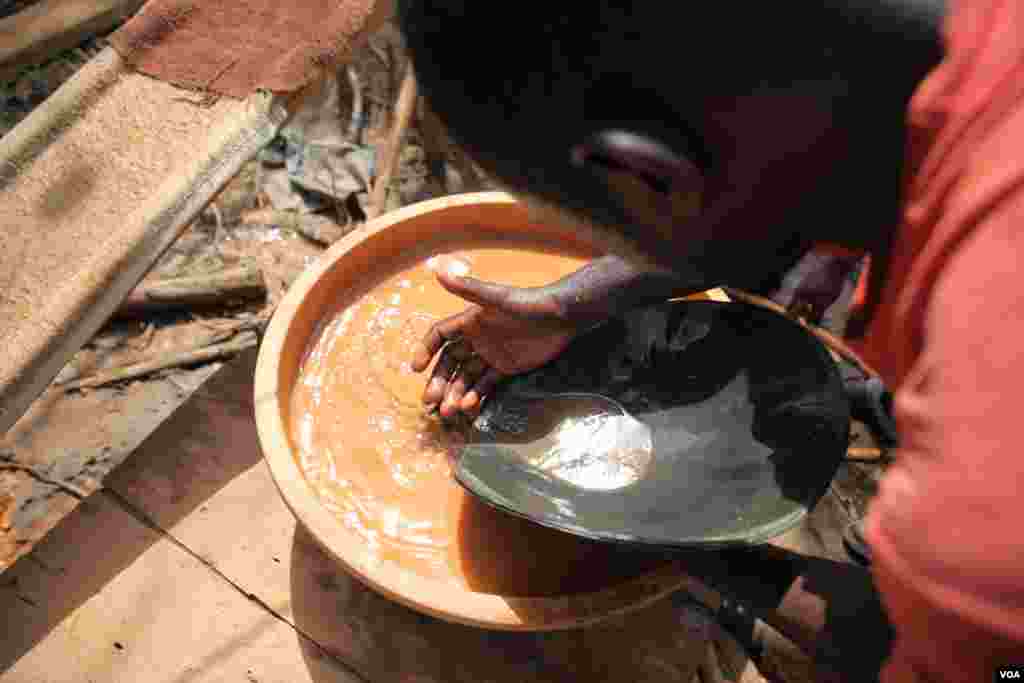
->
xmin=397 ymin=0 xmax=943 ymax=288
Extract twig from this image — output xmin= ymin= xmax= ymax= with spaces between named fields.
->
xmin=63 ymin=331 xmax=259 ymax=391
xmin=187 ymin=316 xmax=268 ymax=343
xmin=845 ymin=446 xmax=886 ymax=462
xmin=366 ymin=62 xmax=418 ymax=220
xmin=0 ymin=457 xmax=88 ymax=500
xmin=346 ymin=65 xmax=365 ymax=144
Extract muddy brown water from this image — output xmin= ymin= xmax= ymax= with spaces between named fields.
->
xmin=289 ymin=242 xmax=668 ymax=597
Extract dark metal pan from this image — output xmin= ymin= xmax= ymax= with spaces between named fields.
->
xmin=454 ymin=301 xmax=850 ymax=549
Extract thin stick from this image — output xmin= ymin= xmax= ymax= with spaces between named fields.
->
xmin=0 ymin=459 xmax=88 ymax=500
xmin=196 ymin=316 xmax=268 ymax=339
xmin=845 ymin=446 xmax=886 ymax=462
xmin=346 ymin=65 xmax=366 ymax=144
xmin=63 ymin=331 xmax=259 ymax=391
xmin=366 ymin=62 xmax=418 ymax=220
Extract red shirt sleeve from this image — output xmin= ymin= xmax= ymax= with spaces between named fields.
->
xmin=865 ymin=190 xmax=1024 ymax=682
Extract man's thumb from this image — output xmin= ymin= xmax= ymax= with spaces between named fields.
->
xmin=437 ymin=271 xmax=561 ymax=318
xmin=436 ymin=271 xmax=516 ymax=309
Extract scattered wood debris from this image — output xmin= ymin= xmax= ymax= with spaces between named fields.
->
xmin=62 ymin=329 xmax=261 ymax=391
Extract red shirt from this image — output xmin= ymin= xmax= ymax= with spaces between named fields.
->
xmin=857 ymin=0 xmax=1024 ymax=679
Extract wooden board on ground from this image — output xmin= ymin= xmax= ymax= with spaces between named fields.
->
xmin=99 ymin=349 xmax=714 ymax=683
xmin=0 ymin=493 xmax=362 ymax=683
xmin=0 ymin=287 xmax=856 ymax=681
xmin=0 ymin=362 xmax=221 ymax=572
xmin=0 ymin=339 xmax=866 ymax=681
xmin=0 ymin=46 xmax=289 ymax=434
xmin=0 ymin=0 xmax=146 ymax=83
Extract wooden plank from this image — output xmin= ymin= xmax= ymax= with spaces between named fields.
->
xmin=0 ymin=46 xmax=288 ymax=434
xmin=0 ymin=362 xmax=220 ymax=572
xmin=104 ymin=350 xmax=712 ymax=683
xmin=0 ymin=0 xmax=146 ymax=83
xmin=0 ymin=493 xmax=362 ymax=683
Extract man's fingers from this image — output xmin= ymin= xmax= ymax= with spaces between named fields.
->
xmin=411 ymin=311 xmax=472 ymax=372
xmin=423 ymin=347 xmax=459 ymax=405
xmin=441 ymin=356 xmax=487 ymax=417
xmin=461 ymin=368 xmax=503 ymax=412
xmin=445 ymin=340 xmax=476 ymax=363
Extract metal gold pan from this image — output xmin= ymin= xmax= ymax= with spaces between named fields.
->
xmin=456 ymin=300 xmax=850 ymax=548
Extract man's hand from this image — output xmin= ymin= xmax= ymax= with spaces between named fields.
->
xmin=410 ymin=253 xmax=709 ymax=419
xmin=410 ymin=270 xmax=581 ymax=418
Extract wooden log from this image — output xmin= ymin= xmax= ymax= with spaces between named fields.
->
xmin=0 ymin=0 xmax=146 ymax=83
xmin=116 ymin=261 xmax=266 ymax=317
xmin=63 ymin=331 xmax=259 ymax=391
